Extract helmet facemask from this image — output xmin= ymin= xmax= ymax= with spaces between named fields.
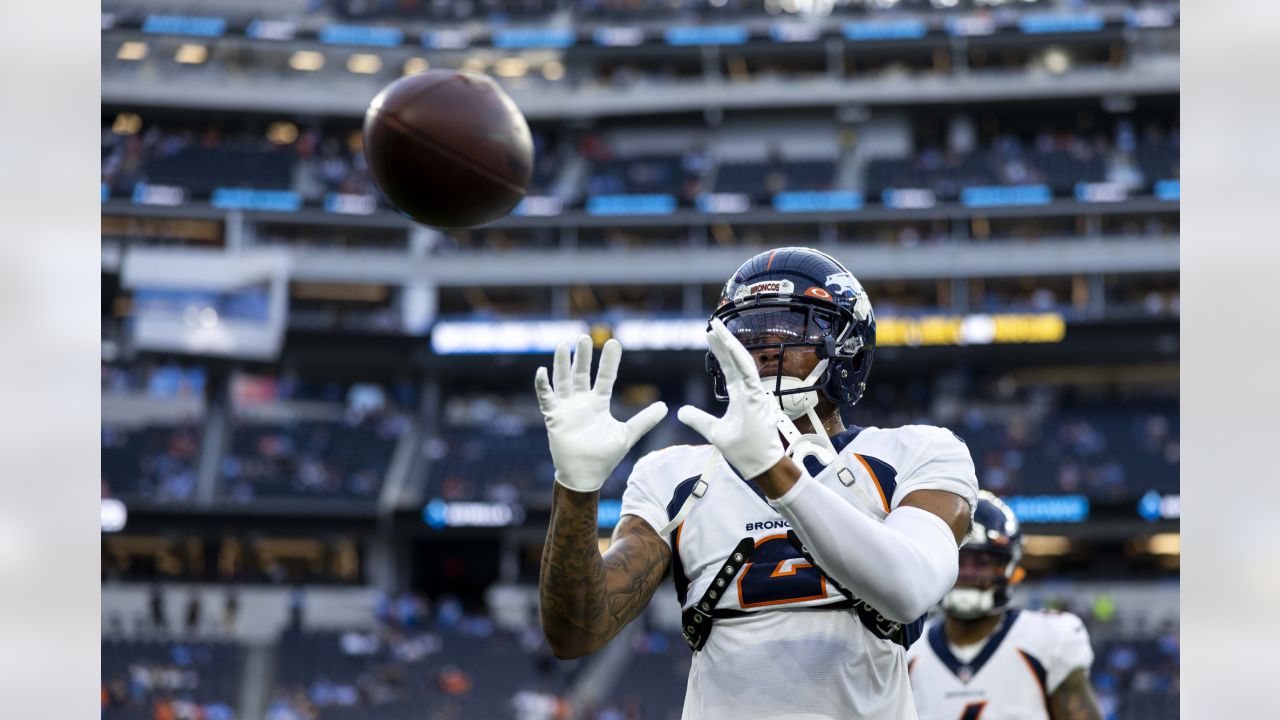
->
xmin=941 ymin=547 xmax=1022 ymax=620
xmin=707 ymin=295 xmax=865 ymax=414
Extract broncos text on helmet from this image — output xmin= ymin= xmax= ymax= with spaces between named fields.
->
xmin=941 ymin=490 xmax=1025 ymax=619
xmin=708 ymin=246 xmax=876 ymax=409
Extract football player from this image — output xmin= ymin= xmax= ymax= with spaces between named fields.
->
xmin=907 ymin=491 xmax=1103 ymax=720
xmin=536 ymin=247 xmax=978 ymax=719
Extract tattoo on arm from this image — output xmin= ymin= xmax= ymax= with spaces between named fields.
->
xmin=539 ymin=484 xmax=671 ymax=658
xmin=1049 ymin=668 xmax=1105 ymax=720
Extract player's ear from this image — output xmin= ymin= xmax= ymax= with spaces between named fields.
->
xmin=1010 ymin=566 xmax=1027 ymax=585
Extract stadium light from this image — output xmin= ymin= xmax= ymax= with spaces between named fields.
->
xmin=116 ymin=41 xmax=148 ymax=61
xmin=1043 ymin=46 xmax=1072 ymax=75
xmin=175 ymin=44 xmax=208 ymax=65
xmin=403 ymin=57 xmax=429 ymax=76
xmin=111 ymin=113 xmax=142 ymax=136
xmin=199 ymin=307 xmax=219 ymax=328
xmin=494 ymin=57 xmax=529 ymax=78
xmin=266 ymin=122 xmax=299 ymax=145
xmin=289 ymin=50 xmax=325 ymax=71
xmin=541 ymin=60 xmax=565 ymax=81
xmin=347 ymin=53 xmax=383 ymax=74
xmin=1021 ymin=535 xmax=1072 ymax=556
xmin=101 ymin=499 xmax=127 ymax=533
xmin=1146 ymin=533 xmax=1180 ymax=556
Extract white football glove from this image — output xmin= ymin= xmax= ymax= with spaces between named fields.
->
xmin=677 ymin=319 xmax=787 ymax=481
xmin=535 ymin=335 xmax=668 ymax=493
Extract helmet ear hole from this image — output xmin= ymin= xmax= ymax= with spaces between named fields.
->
xmin=849 ymin=349 xmax=867 ymax=373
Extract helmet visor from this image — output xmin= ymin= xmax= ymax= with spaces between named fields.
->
xmin=722 ymin=307 xmax=834 ymax=348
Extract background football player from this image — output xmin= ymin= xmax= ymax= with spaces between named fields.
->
xmin=907 ymin=491 xmax=1104 ymax=720
xmin=536 ymin=247 xmax=979 ymax=719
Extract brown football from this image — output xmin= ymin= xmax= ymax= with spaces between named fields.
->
xmin=363 ymin=70 xmax=533 ymax=228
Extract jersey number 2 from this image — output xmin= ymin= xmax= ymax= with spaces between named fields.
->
xmin=736 ymin=534 xmax=828 ymax=609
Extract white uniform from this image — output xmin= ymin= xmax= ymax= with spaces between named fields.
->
xmin=622 ymin=424 xmax=979 ymax=720
xmin=906 ymin=610 xmax=1095 ymax=720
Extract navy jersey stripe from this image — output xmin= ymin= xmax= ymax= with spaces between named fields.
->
xmin=666 ymin=475 xmax=701 ymax=606
xmin=1017 ymin=648 xmax=1049 ymax=698
xmin=857 ymin=454 xmax=898 ymax=508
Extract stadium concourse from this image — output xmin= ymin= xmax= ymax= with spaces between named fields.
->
xmin=101 ymin=0 xmax=1178 ymax=718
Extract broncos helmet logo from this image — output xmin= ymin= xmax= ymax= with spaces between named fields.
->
xmin=825 ymin=271 xmax=864 ymax=298
xmin=826 ymin=272 xmax=872 ymax=322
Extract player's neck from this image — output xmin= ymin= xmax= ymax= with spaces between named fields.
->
xmin=793 ymin=410 xmax=845 ymax=438
xmin=943 ymin=613 xmax=1005 ymax=647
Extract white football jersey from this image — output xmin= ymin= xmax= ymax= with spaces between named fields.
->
xmin=906 ymin=610 xmax=1095 ymax=720
xmin=621 ymin=424 xmax=979 ymax=720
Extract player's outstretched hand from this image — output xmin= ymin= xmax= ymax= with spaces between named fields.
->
xmin=677 ymin=319 xmax=787 ymax=480
xmin=535 ymin=335 xmax=668 ymax=494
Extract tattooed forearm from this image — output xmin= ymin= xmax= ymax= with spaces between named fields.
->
xmin=539 ymin=484 xmax=671 ymax=659
xmin=1049 ymin=669 xmax=1105 ymax=720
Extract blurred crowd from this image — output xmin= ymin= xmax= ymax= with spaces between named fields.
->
xmin=267 ymin=592 xmax=578 ymax=720
xmin=102 ymin=118 xmax=560 ymax=206
xmin=420 ymin=378 xmax=1178 ymax=506
xmin=102 ymin=424 xmax=202 ymax=503
xmin=324 ymin=0 xmax=1083 ymax=23
xmin=102 ymin=113 xmax=1176 ymax=216
xmin=102 ymin=362 xmax=1177 ymax=509
xmin=220 ymin=412 xmax=407 ymax=502
xmin=102 ymin=122 xmax=375 ymax=200
xmin=102 ymin=639 xmax=241 ymax=720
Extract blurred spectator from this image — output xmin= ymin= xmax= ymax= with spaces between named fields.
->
xmin=150 ymin=585 xmax=168 ymax=634
xmin=184 ymin=592 xmax=202 ymax=637
xmin=223 ymin=588 xmax=239 ymax=635
xmin=438 ymin=665 xmax=473 ymax=696
xmin=289 ymin=587 xmax=306 ymax=631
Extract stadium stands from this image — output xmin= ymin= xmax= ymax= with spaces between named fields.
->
xmin=330 ymin=0 xmax=565 ymax=22
xmin=323 ymin=0 xmax=1082 ymax=23
xmin=271 ymin=605 xmax=581 ymax=720
xmin=101 ymin=638 xmax=243 ymax=720
xmin=103 ymin=120 xmax=563 ymax=207
xmin=961 ymin=404 xmax=1179 ymax=498
xmin=219 ymin=414 xmax=406 ymax=503
xmin=1093 ymin=635 xmax=1180 ymax=720
xmin=416 ymin=385 xmax=1177 ymax=505
xmin=713 ymin=159 xmax=837 ymax=199
xmin=865 ymin=135 xmax=1111 ymax=201
xmin=590 ymin=628 xmax=688 ymax=720
xmin=586 ymin=154 xmax=705 ymax=199
xmin=102 ymin=424 xmax=203 ymax=503
xmin=105 ymin=114 xmax=1179 ymax=216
